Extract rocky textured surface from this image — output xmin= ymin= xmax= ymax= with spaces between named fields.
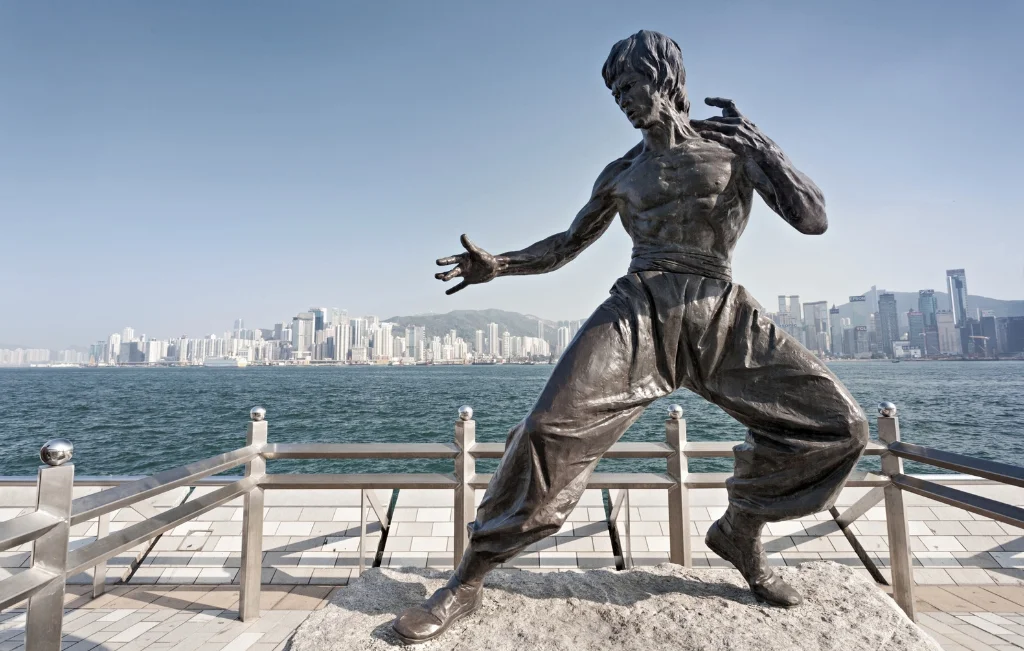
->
xmin=290 ymin=562 xmax=942 ymax=651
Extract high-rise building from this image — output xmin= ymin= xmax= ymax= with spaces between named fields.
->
xmin=907 ymin=311 xmax=925 ymax=353
xmin=475 ymin=330 xmax=484 ymax=355
xmin=333 ymin=322 xmax=351 ymax=361
xmin=877 ymin=293 xmax=899 ymax=357
xmin=502 ymin=331 xmax=511 ymax=359
xmin=802 ymin=301 xmax=829 ymax=354
xmin=122 ymin=326 xmax=135 ymax=343
xmin=828 ymin=306 xmax=843 ymax=355
xmin=946 ymin=269 xmax=969 ymax=328
xmin=936 ymin=310 xmax=961 ymax=355
xmin=537 ymin=320 xmax=544 ymax=340
xmin=979 ymin=315 xmax=997 ymax=358
xmin=917 ymin=289 xmax=940 ymax=355
xmin=292 ymin=312 xmax=315 ymax=357
xmin=487 ymin=323 xmax=499 ymax=356
xmin=778 ymin=295 xmax=789 ymax=315
xmin=556 ymin=326 xmax=571 ymax=355
xmin=1003 ymin=317 xmax=1024 ymax=354
xmin=787 ymin=296 xmax=802 ymax=324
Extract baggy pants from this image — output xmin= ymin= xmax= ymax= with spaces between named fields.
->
xmin=467 ymin=271 xmax=869 ymax=565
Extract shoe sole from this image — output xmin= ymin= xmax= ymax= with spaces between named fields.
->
xmin=393 ymin=601 xmax=482 ymax=646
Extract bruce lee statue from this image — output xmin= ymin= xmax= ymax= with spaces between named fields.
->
xmin=392 ymin=29 xmax=868 ymax=645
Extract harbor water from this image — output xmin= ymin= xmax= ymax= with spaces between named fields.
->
xmin=0 ymin=361 xmax=1021 ymax=477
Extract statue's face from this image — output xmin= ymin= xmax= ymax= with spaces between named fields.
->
xmin=610 ymin=71 xmax=663 ymax=129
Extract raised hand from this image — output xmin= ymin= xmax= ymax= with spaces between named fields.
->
xmin=692 ymin=97 xmax=777 ymax=161
xmin=435 ymin=234 xmax=502 ymax=295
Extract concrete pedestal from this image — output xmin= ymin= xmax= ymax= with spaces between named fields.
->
xmin=290 ymin=562 xmax=941 ymax=650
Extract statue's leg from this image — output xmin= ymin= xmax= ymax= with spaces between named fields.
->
xmin=393 ymin=275 xmax=675 ymax=644
xmin=694 ymin=283 xmax=869 ymax=607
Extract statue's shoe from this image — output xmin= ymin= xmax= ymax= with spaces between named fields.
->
xmin=705 ymin=520 xmax=803 ymax=608
xmin=392 ymin=578 xmax=484 ymax=645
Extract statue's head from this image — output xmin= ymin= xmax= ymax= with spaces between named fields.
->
xmin=602 ymin=30 xmax=690 ymax=129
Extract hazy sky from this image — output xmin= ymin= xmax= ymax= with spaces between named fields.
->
xmin=2 ymin=0 xmax=1022 ymax=348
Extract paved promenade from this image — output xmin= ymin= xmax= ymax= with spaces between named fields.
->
xmin=2 ymin=479 xmax=1023 ymax=650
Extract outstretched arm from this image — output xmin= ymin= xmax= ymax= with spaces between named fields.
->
xmin=435 ymin=147 xmax=638 ymax=294
xmin=693 ymin=98 xmax=827 ymax=235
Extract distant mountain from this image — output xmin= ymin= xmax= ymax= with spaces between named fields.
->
xmin=384 ymin=309 xmax=573 ymax=345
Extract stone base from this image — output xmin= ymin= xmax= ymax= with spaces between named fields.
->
xmin=290 ymin=562 xmax=941 ymax=650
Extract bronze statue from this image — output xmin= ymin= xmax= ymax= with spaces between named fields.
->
xmin=393 ymin=30 xmax=869 ymax=645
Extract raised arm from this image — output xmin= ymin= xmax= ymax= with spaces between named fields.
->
xmin=435 ymin=147 xmax=639 ymax=295
xmin=693 ymin=98 xmax=827 ymax=235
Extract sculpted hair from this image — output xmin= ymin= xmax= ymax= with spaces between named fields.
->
xmin=602 ymin=30 xmax=690 ymax=115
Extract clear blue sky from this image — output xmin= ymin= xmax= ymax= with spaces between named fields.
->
xmin=2 ymin=0 xmax=1022 ymax=348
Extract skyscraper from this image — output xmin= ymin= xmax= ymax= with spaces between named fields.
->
xmin=917 ymin=289 xmax=940 ymax=356
xmin=936 ymin=311 xmax=961 ymax=355
xmin=487 ymin=323 xmax=499 ymax=356
xmin=946 ymin=269 xmax=969 ymax=328
xmin=292 ymin=312 xmax=315 ymax=357
xmin=802 ymin=301 xmax=829 ymax=354
xmin=828 ymin=306 xmax=843 ymax=355
xmin=787 ymin=295 xmax=802 ymax=324
xmin=907 ymin=311 xmax=925 ymax=353
xmin=556 ymin=326 xmax=570 ymax=355
xmin=877 ymin=293 xmax=899 ymax=357
xmin=475 ymin=330 xmax=484 ymax=355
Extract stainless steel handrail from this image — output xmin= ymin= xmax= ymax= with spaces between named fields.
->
xmin=3 ymin=400 xmax=1023 ymax=649
xmin=70 ymin=445 xmax=260 ymax=525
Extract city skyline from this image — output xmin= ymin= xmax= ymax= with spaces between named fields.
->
xmin=2 ymin=2 xmax=1022 ymax=349
xmin=5 ymin=264 xmax=1024 ymax=365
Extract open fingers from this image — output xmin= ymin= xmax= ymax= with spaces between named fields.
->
xmin=435 ymin=267 xmax=463 ymax=282
xmin=705 ymin=97 xmax=742 ymax=118
xmin=445 ymin=280 xmax=470 ymax=296
xmin=436 ymin=255 xmax=462 ymax=266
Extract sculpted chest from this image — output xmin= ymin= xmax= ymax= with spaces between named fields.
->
xmin=614 ymin=146 xmax=736 ymax=213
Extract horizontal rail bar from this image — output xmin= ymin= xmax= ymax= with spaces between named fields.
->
xmin=469 ymin=442 xmax=673 ymax=459
xmin=470 ymin=440 xmax=884 ymax=459
xmin=468 ymin=472 xmax=675 ymax=490
xmin=263 ymin=443 xmax=458 ymax=460
xmin=0 ymin=511 xmax=60 ymax=552
xmin=67 ymin=476 xmax=257 ymax=575
xmin=0 ymin=567 xmax=59 ymax=611
xmin=70 ymin=446 xmax=259 ymax=525
xmin=892 ymin=474 xmax=1024 ymax=530
xmin=259 ymin=474 xmax=458 ymax=490
xmin=0 ymin=475 xmax=243 ymax=487
xmin=890 ymin=442 xmax=1024 ymax=489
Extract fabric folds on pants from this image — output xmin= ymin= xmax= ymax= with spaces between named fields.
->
xmin=467 ymin=271 xmax=869 ymax=565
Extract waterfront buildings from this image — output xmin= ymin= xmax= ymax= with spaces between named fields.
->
xmin=936 ymin=310 xmax=961 ymax=355
xmin=877 ymin=293 xmax=899 ymax=357
xmin=946 ymin=269 xmax=969 ymax=327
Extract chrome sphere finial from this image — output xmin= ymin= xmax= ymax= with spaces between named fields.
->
xmin=250 ymin=406 xmax=266 ymax=422
xmin=458 ymin=405 xmax=473 ymax=421
xmin=668 ymin=404 xmax=684 ymax=420
xmin=878 ymin=401 xmax=897 ymax=418
xmin=40 ymin=439 xmax=74 ymax=466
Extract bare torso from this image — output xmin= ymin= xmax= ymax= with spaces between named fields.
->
xmin=610 ymin=138 xmax=754 ymax=274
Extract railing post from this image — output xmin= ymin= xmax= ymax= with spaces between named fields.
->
xmin=453 ymin=405 xmax=476 ymax=568
xmin=239 ymin=407 xmax=267 ymax=622
xmin=878 ymin=401 xmax=915 ymax=621
xmin=26 ymin=439 xmax=74 ymax=651
xmin=665 ymin=405 xmax=691 ymax=567
xmin=91 ymin=513 xmax=109 ymax=598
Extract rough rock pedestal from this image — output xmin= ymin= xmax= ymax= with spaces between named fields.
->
xmin=290 ymin=562 xmax=941 ymax=651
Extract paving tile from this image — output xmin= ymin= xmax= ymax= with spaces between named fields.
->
xmin=409 ymin=537 xmax=447 ymax=552
xmin=947 ymin=569 xmax=998 ymax=585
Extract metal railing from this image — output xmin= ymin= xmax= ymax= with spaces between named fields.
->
xmin=2 ymin=400 xmax=1022 ymax=649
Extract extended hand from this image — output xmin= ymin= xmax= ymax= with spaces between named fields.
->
xmin=435 ymin=234 xmax=502 ymax=295
xmin=692 ymin=97 xmax=777 ymax=161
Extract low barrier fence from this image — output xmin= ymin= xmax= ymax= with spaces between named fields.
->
xmin=2 ymin=401 xmax=1023 ymax=650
